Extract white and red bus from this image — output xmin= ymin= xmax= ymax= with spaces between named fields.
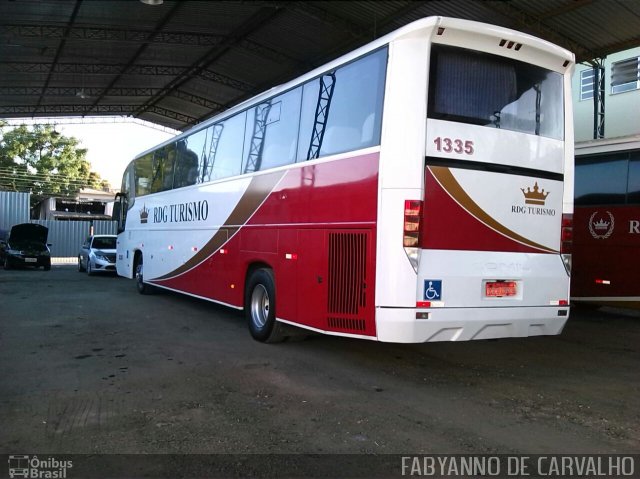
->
xmin=572 ymin=135 xmax=640 ymax=307
xmin=114 ymin=17 xmax=575 ymax=343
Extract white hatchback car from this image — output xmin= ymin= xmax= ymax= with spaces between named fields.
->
xmin=78 ymin=234 xmax=117 ymax=275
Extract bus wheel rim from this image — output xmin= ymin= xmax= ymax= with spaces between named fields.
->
xmin=250 ymin=284 xmax=269 ymax=329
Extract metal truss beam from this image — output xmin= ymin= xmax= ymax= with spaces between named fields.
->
xmin=0 ymin=24 xmax=297 ymax=65
xmin=0 ymin=87 xmax=222 ymax=111
xmin=1 ymin=62 xmax=254 ymax=92
xmin=0 ymin=24 xmax=223 ymax=46
xmin=0 ymin=86 xmax=158 ymax=97
xmin=2 ymin=61 xmax=182 ymax=75
xmin=0 ymin=104 xmax=196 ymax=124
xmin=0 ymin=104 xmax=136 ymax=115
xmin=193 ymin=69 xmax=254 ymax=92
xmin=170 ymin=90 xmax=222 ymax=110
xmin=146 ymin=106 xmax=197 ymax=125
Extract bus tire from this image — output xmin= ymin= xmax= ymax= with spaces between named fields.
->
xmin=135 ymin=255 xmax=153 ymax=295
xmin=245 ymin=268 xmax=284 ymax=343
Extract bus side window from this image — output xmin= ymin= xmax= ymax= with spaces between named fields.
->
xmin=163 ymin=143 xmax=176 ymax=190
xmin=244 ymin=88 xmax=302 ymax=173
xmin=297 ymin=48 xmax=386 ymax=161
xmin=210 ymin=112 xmax=245 ymax=180
xmin=148 ymin=145 xmax=176 ymax=193
xmin=174 ymin=140 xmax=199 ymax=188
xmin=184 ymin=127 xmax=208 ymax=184
xmin=320 ymin=49 xmax=385 ymax=157
xmin=297 ymin=81 xmax=318 ymax=161
xmin=134 ymin=153 xmax=153 ymax=196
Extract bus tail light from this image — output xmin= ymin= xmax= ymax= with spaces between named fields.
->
xmin=561 ymin=213 xmax=572 ymax=275
xmin=404 ymin=200 xmax=422 ymax=273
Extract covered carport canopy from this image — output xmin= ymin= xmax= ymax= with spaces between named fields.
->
xmin=1 ymin=0 xmax=639 ymax=132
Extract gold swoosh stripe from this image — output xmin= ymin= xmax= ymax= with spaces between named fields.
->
xmin=154 ymin=170 xmax=285 ymax=281
xmin=429 ymin=166 xmax=557 ymax=253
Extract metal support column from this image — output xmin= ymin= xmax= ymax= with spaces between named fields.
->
xmin=591 ymin=59 xmax=605 ymax=139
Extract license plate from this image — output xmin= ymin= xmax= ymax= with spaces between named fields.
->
xmin=485 ymin=281 xmax=517 ymax=297
xmin=25 ymin=258 xmax=37 ymax=263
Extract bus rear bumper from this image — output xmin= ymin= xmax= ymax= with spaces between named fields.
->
xmin=375 ymin=306 xmax=569 ymax=343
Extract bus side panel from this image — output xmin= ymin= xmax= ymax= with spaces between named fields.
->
xmin=572 ymin=205 xmax=640 ymax=301
xmin=149 ymin=152 xmax=379 ymax=336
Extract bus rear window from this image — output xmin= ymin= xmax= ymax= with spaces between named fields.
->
xmin=428 ymin=45 xmax=564 ymax=140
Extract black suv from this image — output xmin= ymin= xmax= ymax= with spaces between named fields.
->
xmin=0 ymin=223 xmax=51 ymax=270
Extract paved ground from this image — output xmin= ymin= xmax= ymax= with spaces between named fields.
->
xmin=0 ymin=265 xmax=638 ymax=472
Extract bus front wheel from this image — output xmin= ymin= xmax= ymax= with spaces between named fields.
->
xmin=245 ymin=268 xmax=284 ymax=343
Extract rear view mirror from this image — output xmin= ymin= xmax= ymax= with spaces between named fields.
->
xmin=112 ymin=201 xmax=121 ymax=223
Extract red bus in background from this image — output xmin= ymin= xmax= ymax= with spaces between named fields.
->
xmin=572 ymin=135 xmax=640 ymax=307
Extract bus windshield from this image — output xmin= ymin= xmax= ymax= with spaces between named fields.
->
xmin=428 ymin=44 xmax=564 ymax=140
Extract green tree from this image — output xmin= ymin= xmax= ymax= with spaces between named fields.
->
xmin=87 ymin=171 xmax=102 ymax=189
xmin=85 ymin=172 xmax=112 ymax=191
xmin=0 ymin=124 xmax=96 ymax=198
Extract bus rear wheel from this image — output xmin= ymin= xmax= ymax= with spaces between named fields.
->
xmin=135 ymin=255 xmax=152 ymax=295
xmin=245 ymin=268 xmax=284 ymax=343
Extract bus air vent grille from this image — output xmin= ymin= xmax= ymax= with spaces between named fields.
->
xmin=328 ymin=317 xmax=366 ymax=332
xmin=327 ymin=231 xmax=367 ymax=332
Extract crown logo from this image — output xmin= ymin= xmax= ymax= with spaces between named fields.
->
xmin=139 ymin=204 xmax=149 ymax=224
xmin=589 ymin=211 xmax=614 ymax=239
xmin=521 ymin=182 xmax=550 ymax=205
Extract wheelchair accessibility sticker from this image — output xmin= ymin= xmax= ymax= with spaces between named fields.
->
xmin=424 ymin=280 xmax=442 ymax=301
